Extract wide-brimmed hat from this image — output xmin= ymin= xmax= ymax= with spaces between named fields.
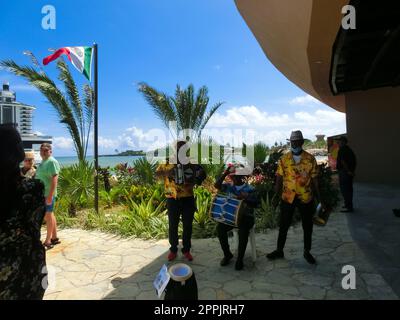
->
xmin=288 ymin=130 xmax=304 ymax=141
xmin=24 ymin=151 xmax=35 ymax=160
xmin=227 ymin=163 xmax=252 ymax=176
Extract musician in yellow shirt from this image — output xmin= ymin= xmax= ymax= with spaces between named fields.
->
xmin=155 ymin=140 xmax=206 ymax=262
xmin=267 ymin=131 xmax=326 ymax=265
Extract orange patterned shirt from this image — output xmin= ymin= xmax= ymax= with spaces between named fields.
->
xmin=156 ymin=164 xmax=195 ymax=199
xmin=276 ymin=151 xmax=319 ymax=204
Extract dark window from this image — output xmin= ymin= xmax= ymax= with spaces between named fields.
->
xmin=2 ymin=106 xmax=13 ymax=124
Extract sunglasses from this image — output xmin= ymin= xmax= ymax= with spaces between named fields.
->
xmin=24 ymin=159 xmax=34 ymax=162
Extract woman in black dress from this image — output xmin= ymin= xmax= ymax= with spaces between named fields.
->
xmin=0 ymin=124 xmax=47 ymax=300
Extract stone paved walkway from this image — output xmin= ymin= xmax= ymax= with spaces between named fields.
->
xmin=43 ymin=211 xmax=398 ymax=300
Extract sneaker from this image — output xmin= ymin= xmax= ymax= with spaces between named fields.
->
xmin=167 ymin=251 xmax=177 ymax=261
xmin=266 ymin=250 xmax=284 ymax=260
xmin=235 ymin=260 xmax=244 ymax=271
xmin=304 ymin=251 xmax=316 ymax=264
xmin=220 ymin=253 xmax=234 ymax=266
xmin=183 ymin=251 xmax=193 ymax=261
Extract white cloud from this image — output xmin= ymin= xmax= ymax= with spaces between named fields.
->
xmin=289 ymin=94 xmax=321 ymax=106
xmin=53 ymin=137 xmax=74 ymax=150
xmin=98 ymin=136 xmax=118 ymax=149
xmin=205 ymin=105 xmax=346 ymax=146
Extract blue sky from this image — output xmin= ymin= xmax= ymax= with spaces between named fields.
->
xmin=1 ymin=0 xmax=346 ymax=156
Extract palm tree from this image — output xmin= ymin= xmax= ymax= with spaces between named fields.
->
xmin=0 ymin=59 xmax=94 ymax=162
xmin=138 ymin=82 xmax=223 ymax=139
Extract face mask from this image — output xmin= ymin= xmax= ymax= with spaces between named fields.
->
xmin=291 ymin=146 xmax=302 ymax=155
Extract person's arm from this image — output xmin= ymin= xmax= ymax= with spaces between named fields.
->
xmin=275 ymin=175 xmax=283 ymax=195
xmin=311 ymin=161 xmax=327 ymax=210
xmin=239 ymin=189 xmax=260 ymax=208
xmin=214 ymin=168 xmax=231 ymax=190
xmin=46 ymin=175 xmax=58 ymax=205
xmin=195 ymin=165 xmax=207 ymax=185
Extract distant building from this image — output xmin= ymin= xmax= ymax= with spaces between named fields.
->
xmin=0 ymin=83 xmax=52 ymax=162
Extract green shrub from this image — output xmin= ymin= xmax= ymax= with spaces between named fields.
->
xmin=192 ymin=186 xmax=217 ymax=238
xmin=255 ymin=194 xmax=279 ymax=232
xmin=132 ymin=157 xmax=158 ymax=185
xmin=58 ymin=161 xmax=94 ymax=215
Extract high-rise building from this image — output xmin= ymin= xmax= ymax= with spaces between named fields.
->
xmin=0 ymin=83 xmax=52 ymax=161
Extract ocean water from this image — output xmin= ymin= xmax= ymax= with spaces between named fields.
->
xmin=57 ymin=155 xmax=143 ymax=168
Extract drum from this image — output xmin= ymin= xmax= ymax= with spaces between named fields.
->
xmin=209 ymin=194 xmax=243 ymax=227
xmin=164 ymin=263 xmax=198 ymax=300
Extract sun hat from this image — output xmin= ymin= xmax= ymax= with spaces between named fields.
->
xmin=24 ymin=151 xmax=35 ymax=160
xmin=227 ymin=163 xmax=252 ymax=176
xmin=288 ymin=130 xmax=304 ymax=141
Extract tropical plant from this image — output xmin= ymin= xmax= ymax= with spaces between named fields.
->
xmin=138 ymin=83 xmax=224 ymax=138
xmin=253 ymin=142 xmax=269 ymax=165
xmin=58 ymin=161 xmax=95 ymax=215
xmin=132 ymin=157 xmax=158 ymax=185
xmin=255 ymin=194 xmax=279 ymax=232
xmin=193 ymin=186 xmax=216 ymax=238
xmin=0 ymin=59 xmax=94 ymax=162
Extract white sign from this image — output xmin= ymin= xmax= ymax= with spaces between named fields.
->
xmin=153 ymin=264 xmax=170 ymax=298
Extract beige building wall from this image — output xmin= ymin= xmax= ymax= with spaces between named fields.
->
xmin=345 ymin=87 xmax=400 ymax=185
xmin=235 ymin=0 xmax=400 ymax=185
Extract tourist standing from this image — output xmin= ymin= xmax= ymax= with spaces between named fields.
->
xmin=0 ymin=124 xmax=47 ymax=300
xmin=267 ymin=130 xmax=326 ymax=264
xmin=36 ymin=143 xmax=61 ymax=250
xmin=337 ymin=136 xmax=357 ymax=213
xmin=21 ymin=151 xmax=36 ymax=179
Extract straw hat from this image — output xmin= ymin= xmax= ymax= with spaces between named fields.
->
xmin=24 ymin=151 xmax=35 ymax=160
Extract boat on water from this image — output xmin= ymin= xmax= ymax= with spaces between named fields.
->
xmin=0 ymin=82 xmax=52 ymax=163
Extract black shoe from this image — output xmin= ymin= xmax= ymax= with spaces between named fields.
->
xmin=235 ymin=260 xmax=244 ymax=271
xmin=220 ymin=253 xmax=233 ymax=266
xmin=266 ymin=250 xmax=284 ymax=260
xmin=304 ymin=251 xmax=316 ymax=265
xmin=340 ymin=208 xmax=354 ymax=213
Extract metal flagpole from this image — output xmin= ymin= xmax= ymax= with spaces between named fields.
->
xmin=93 ymin=43 xmax=99 ymax=214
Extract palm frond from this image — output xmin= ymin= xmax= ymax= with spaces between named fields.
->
xmin=138 ymin=82 xmax=177 ymax=129
xmin=200 ymin=101 xmax=224 ymax=133
xmin=57 ymin=59 xmax=83 ymax=138
xmin=0 ymin=59 xmax=85 ymax=161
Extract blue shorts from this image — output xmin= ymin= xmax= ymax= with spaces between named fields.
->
xmin=45 ymin=197 xmax=56 ymax=213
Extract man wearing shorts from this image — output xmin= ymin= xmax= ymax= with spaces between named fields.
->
xmin=36 ymin=143 xmax=61 ymax=250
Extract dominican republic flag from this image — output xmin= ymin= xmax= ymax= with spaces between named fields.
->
xmin=43 ymin=46 xmax=93 ymax=81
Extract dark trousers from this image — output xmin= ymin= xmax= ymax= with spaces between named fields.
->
xmin=277 ymin=198 xmax=315 ymax=252
xmin=339 ymin=171 xmax=354 ymax=210
xmin=217 ymin=215 xmax=255 ymax=261
xmin=167 ymin=196 xmax=196 ymax=253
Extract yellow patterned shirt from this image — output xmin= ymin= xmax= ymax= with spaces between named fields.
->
xmin=156 ymin=164 xmax=196 ymax=199
xmin=276 ymin=151 xmax=319 ymax=204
